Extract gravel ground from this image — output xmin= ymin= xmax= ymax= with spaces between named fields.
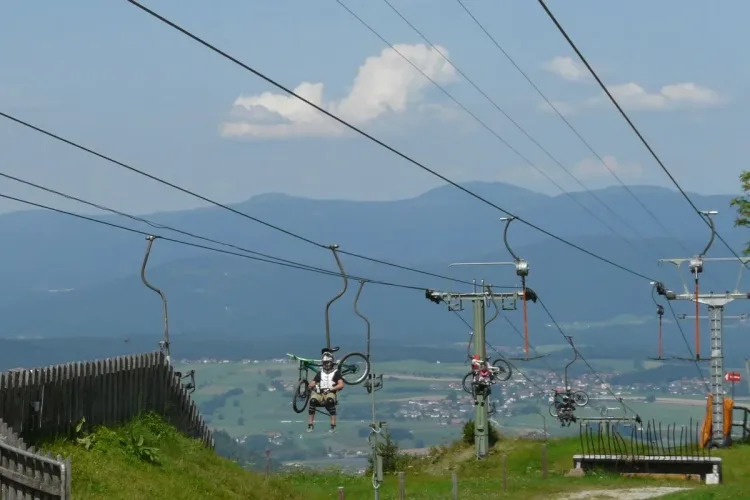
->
xmin=557 ymin=487 xmax=690 ymax=500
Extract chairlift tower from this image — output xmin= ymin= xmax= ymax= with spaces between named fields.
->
xmin=426 ymin=284 xmax=522 ymax=459
xmin=656 ymin=210 xmax=750 ymax=448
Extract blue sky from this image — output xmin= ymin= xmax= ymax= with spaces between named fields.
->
xmin=0 ymin=0 xmax=747 ymax=216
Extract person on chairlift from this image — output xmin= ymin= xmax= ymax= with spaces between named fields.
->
xmin=307 ymin=347 xmax=344 ymax=433
xmin=470 ymin=354 xmax=482 ymax=373
xmin=472 ymin=361 xmax=493 ymax=406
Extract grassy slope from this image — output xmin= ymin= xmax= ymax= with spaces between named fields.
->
xmin=42 ymin=414 xmax=749 ymax=499
xmin=42 ymin=414 xmax=302 ymax=500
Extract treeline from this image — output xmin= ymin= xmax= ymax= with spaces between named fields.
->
xmin=212 ymin=429 xmax=282 ymax=472
xmin=197 ymin=388 xmax=244 ymax=415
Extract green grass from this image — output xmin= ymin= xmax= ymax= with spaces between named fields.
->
xmin=39 ymin=414 xmax=750 ymax=499
xmin=41 ymin=413 xmax=301 ymax=500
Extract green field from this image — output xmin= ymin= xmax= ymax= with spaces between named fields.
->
xmin=49 ymin=412 xmax=750 ymax=500
xmin=179 ymin=356 xmax=711 ymax=466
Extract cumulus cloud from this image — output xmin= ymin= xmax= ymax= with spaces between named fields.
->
xmin=221 ymin=43 xmax=457 ymax=139
xmin=605 ymin=82 xmax=721 ymax=110
xmin=542 ymin=56 xmax=589 ymax=82
xmin=574 ymin=156 xmax=642 ymax=178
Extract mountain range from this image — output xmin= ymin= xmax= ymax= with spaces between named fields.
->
xmin=2 ymin=181 xmax=749 ymax=357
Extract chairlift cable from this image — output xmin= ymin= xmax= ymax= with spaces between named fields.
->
xmin=117 ymin=0 xmax=658 ymax=283
xmin=337 ymin=0 xmax=647 ymax=252
xmin=535 ymin=0 xmax=748 ymax=270
xmin=455 ymin=0 xmax=688 ymax=255
xmin=0 ymin=112 xmax=490 ymax=290
xmin=0 ymin=192 xmax=435 ymax=292
xmin=537 ymin=296 xmax=639 ymax=417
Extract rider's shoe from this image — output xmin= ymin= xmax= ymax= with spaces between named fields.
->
xmin=307 ymin=424 xmax=314 ymax=433
xmin=329 ymin=425 xmax=336 ymax=433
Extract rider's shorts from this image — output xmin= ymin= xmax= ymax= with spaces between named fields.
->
xmin=310 ymin=391 xmax=337 ymax=407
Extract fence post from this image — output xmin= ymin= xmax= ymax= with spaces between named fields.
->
xmin=398 ymin=471 xmax=405 ymax=500
xmin=265 ymin=448 xmax=271 ymax=475
xmin=338 ymin=486 xmax=345 ymax=499
xmin=502 ymin=453 xmax=508 ymax=491
xmin=541 ymin=443 xmax=548 ymax=479
xmin=451 ymin=471 xmax=458 ymax=499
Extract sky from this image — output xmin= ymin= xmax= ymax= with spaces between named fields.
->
xmin=0 ymin=0 xmax=748 ymax=216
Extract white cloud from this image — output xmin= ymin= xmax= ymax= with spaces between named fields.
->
xmin=536 ymin=100 xmax=575 ymax=116
xmin=599 ymin=82 xmax=721 ymax=111
xmin=542 ymin=56 xmax=589 ymax=82
xmin=574 ymin=156 xmax=642 ymax=178
xmin=221 ymin=43 xmax=457 ymax=139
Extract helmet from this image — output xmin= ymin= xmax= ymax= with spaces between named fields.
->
xmin=322 ymin=352 xmax=334 ymax=371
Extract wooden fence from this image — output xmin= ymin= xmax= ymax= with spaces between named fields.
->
xmin=0 ymin=351 xmax=212 ymax=448
xmin=0 ymin=419 xmax=71 ymax=499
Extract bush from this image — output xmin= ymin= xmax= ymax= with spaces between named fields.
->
xmin=462 ymin=419 xmax=499 ymax=447
xmin=367 ymin=429 xmax=410 ymax=475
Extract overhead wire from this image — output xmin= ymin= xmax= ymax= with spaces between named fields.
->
xmin=377 ymin=0 xmax=650 ymax=248
xmin=0 ymin=112 xmax=494 ymax=291
xmin=535 ymin=0 xmax=747 ymax=268
xmin=334 ymin=0 xmax=643 ymax=253
xmin=451 ymin=310 xmax=548 ymax=396
xmin=0 ymin=191 xmax=434 ymax=292
xmin=454 ymin=0 xmax=689 ymax=255
xmin=117 ymin=0 xmax=657 ymax=284
xmin=536 ymin=296 xmax=640 ymax=416
xmin=502 ymin=316 xmax=563 ymax=380
xmin=664 ymin=301 xmax=711 ymax=392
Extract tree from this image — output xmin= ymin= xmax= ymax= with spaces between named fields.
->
xmin=367 ymin=429 xmax=407 ymax=475
xmin=645 ymin=394 xmax=656 ymax=403
xmin=462 ymin=419 xmax=499 ymax=447
xmin=731 ymin=171 xmax=750 ymax=253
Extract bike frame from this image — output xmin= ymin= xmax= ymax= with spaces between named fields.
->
xmin=288 ymin=354 xmax=359 ymax=382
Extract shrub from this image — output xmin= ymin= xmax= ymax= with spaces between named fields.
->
xmin=462 ymin=419 xmax=499 ymax=447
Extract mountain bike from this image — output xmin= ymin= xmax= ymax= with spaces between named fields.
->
xmin=287 ymin=347 xmax=370 ymax=413
xmin=548 ymin=388 xmax=589 ymax=417
xmin=461 ymin=357 xmax=512 ymax=393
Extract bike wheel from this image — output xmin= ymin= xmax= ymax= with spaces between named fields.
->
xmin=548 ymin=402 xmax=559 ymax=417
xmin=462 ymin=372 xmax=474 ymax=393
xmin=573 ymin=391 xmax=589 ymax=407
xmin=292 ymin=379 xmax=310 ymax=413
xmin=339 ymin=352 xmax=370 ymax=385
xmin=492 ymin=358 xmax=512 ymax=382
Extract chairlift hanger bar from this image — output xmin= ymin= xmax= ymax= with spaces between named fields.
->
xmin=141 ymin=235 xmax=171 ymax=362
xmin=324 ymin=245 xmax=348 ymax=350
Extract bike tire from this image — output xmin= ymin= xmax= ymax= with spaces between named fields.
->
xmin=292 ymin=379 xmax=310 ymax=413
xmin=573 ymin=391 xmax=589 ymax=407
xmin=339 ymin=352 xmax=371 ymax=385
xmin=462 ymin=372 xmax=474 ymax=393
xmin=492 ymin=358 xmax=513 ymax=382
xmin=548 ymin=402 xmax=559 ymax=418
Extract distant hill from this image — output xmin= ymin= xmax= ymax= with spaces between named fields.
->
xmin=0 ymin=181 xmax=747 ymax=352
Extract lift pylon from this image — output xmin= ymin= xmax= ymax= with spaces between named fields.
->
xmin=656 ymin=209 xmax=750 ymax=448
xmin=426 ymin=286 xmax=523 ymax=459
